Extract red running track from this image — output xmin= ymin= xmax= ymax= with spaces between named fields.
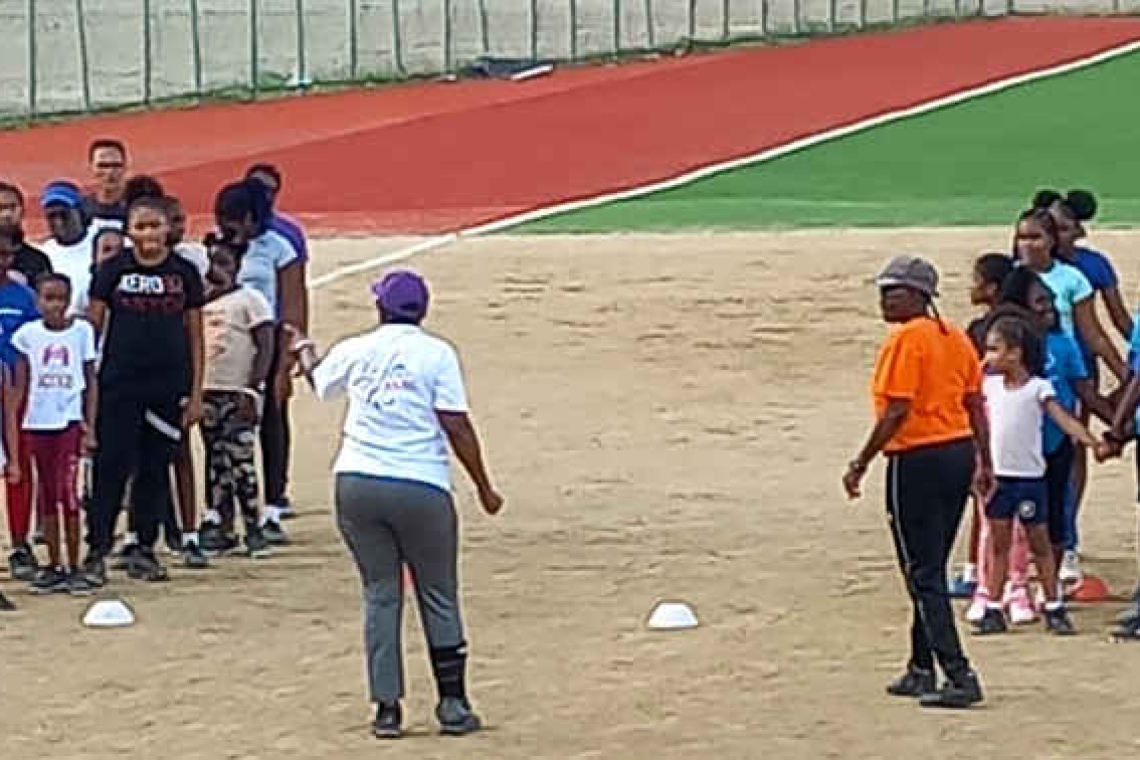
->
xmin=3 ymin=17 xmax=1140 ymax=236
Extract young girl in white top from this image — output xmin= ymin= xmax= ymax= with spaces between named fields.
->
xmin=11 ymin=273 xmax=98 ymax=594
xmin=973 ymin=316 xmax=1109 ymax=637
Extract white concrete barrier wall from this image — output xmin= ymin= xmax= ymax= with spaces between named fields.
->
xmin=0 ymin=0 xmax=1131 ymax=118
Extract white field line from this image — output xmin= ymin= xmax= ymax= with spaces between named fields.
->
xmin=309 ymin=37 xmax=1140 ymax=290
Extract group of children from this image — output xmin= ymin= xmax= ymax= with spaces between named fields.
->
xmin=0 ymin=139 xmax=307 ymax=610
xmin=953 ymin=189 xmax=1140 ymax=638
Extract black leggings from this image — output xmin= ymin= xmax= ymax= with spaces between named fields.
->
xmin=86 ymin=390 xmax=182 ymax=557
xmin=886 ymin=438 xmax=975 ymax=678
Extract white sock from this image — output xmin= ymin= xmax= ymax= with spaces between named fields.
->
xmin=1045 ymin=600 xmax=1064 ymax=612
xmin=184 ymin=531 xmax=199 ymax=547
xmin=204 ymin=510 xmax=222 ymax=525
xmin=986 ymin=601 xmax=1004 ymax=612
xmin=123 ymin=532 xmax=138 ymax=546
xmin=261 ymin=506 xmax=281 ymax=526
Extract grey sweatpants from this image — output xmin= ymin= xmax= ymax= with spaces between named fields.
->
xmin=335 ymin=473 xmax=466 ymax=703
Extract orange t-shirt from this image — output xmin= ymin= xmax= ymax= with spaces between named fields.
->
xmin=872 ymin=317 xmax=981 ymax=454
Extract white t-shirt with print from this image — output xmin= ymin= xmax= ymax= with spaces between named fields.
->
xmin=984 ymin=374 xmax=1056 ymax=478
xmin=203 ymin=286 xmax=274 ymax=391
xmin=11 ymin=319 xmax=98 ymax=431
xmin=41 ymin=230 xmax=98 ymax=317
xmin=312 ymin=324 xmax=468 ymax=492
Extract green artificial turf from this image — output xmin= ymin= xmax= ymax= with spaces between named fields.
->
xmin=518 ymin=51 xmax=1140 ymax=231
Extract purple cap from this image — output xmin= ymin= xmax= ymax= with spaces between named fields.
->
xmin=372 ymin=270 xmax=430 ymax=322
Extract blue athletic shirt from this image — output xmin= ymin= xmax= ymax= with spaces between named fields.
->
xmin=1038 ymin=261 xmax=1093 ymax=338
xmin=1128 ymin=315 xmax=1140 ymax=429
xmin=1070 ymin=246 xmax=1119 ymax=361
xmin=1043 ymin=330 xmax=1087 ymax=455
xmin=0 ymin=279 xmax=40 ymax=368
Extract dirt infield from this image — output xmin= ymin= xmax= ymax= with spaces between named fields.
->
xmin=5 ymin=230 xmax=1140 ymax=759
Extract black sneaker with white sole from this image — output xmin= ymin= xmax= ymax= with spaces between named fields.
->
xmin=919 ymin=670 xmax=983 ymax=709
xmin=0 ymin=590 xmax=15 ymax=611
xmin=80 ymin=555 xmax=106 ymax=588
xmin=276 ymin=498 xmax=297 ymax=520
xmin=30 ymin=565 xmax=69 ymax=594
xmin=182 ymin=540 xmax=210 ymax=569
xmin=200 ymin=523 xmax=238 ymax=556
xmin=436 ymin=697 xmax=482 ymax=736
xmin=886 ymin=666 xmax=936 ymax=698
xmin=127 ymin=548 xmax=170 ymax=582
xmin=262 ymin=520 xmax=290 ymax=546
xmin=8 ymin=545 xmax=38 ymax=582
xmin=67 ymin=571 xmax=96 ymax=597
xmin=972 ymin=607 xmax=1008 ymax=636
xmin=1043 ymin=605 xmax=1076 ymax=636
xmin=244 ymin=527 xmax=272 ymax=559
xmin=373 ymin=702 xmax=402 ymax=739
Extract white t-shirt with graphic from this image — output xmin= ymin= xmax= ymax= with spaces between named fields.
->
xmin=203 ymin=286 xmax=274 ymax=391
xmin=41 ymin=230 xmax=98 ymax=317
xmin=983 ymin=374 xmax=1056 ymax=479
xmin=312 ymin=324 xmax=468 ymax=492
xmin=11 ymin=319 xmax=98 ymax=431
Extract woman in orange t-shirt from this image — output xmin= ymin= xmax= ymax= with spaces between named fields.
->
xmin=843 ymin=256 xmax=994 ymax=711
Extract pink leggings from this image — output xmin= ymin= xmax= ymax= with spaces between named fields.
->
xmin=26 ymin=425 xmax=81 ymax=520
xmin=975 ymin=500 xmax=1032 ymax=595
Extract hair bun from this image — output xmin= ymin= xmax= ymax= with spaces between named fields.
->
xmin=1032 ymin=188 xmax=1062 ymax=209
xmin=1066 ymin=189 xmax=1097 ymax=221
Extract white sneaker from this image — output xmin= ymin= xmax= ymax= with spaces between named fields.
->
xmin=1059 ymin=551 xmax=1083 ymax=583
xmin=966 ymin=593 xmax=989 ymax=623
xmin=1008 ymin=587 xmax=1037 ymax=625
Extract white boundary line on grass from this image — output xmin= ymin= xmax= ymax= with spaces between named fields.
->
xmin=310 ymin=37 xmax=1140 ymax=290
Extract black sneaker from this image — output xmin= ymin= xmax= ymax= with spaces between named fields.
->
xmin=919 ymin=670 xmax=983 ymax=709
xmin=244 ymin=527 xmax=272 ymax=559
xmin=0 ymin=590 xmax=15 ymax=611
xmin=30 ymin=565 xmax=69 ymax=595
xmin=262 ymin=519 xmax=290 ymax=546
xmin=200 ymin=523 xmax=238 ymax=556
xmin=127 ymin=548 xmax=170 ymax=582
xmin=1113 ymin=615 xmax=1140 ymax=641
xmin=80 ymin=555 xmax=106 ymax=588
xmin=886 ymin=666 xmax=936 ymax=698
xmin=276 ymin=498 xmax=297 ymax=521
xmin=8 ymin=545 xmax=38 ymax=582
xmin=972 ymin=607 xmax=1008 ymax=636
xmin=373 ymin=702 xmax=402 ymax=739
xmin=1043 ymin=605 xmax=1076 ymax=636
xmin=111 ymin=543 xmax=141 ymax=571
xmin=436 ymin=697 xmax=482 ymax=736
xmin=67 ymin=571 xmax=96 ymax=597
xmin=182 ymin=540 xmax=210 ymax=570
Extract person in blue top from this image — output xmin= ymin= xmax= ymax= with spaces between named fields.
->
xmin=244 ymin=163 xmax=308 ymax=265
xmin=0 ymin=228 xmax=41 ymax=582
xmin=997 ymin=269 xmax=1113 ymax=567
xmin=1035 ymin=190 xmax=1133 ymax=582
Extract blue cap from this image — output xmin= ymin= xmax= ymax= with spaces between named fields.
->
xmin=41 ymin=180 xmax=83 ymax=210
xmin=372 ymin=270 xmax=430 ymax=322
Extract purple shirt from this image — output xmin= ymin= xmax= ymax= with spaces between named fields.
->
xmin=269 ymin=213 xmax=308 ymax=263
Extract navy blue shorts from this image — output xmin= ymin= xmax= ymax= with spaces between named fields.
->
xmin=986 ymin=477 xmax=1048 ymax=524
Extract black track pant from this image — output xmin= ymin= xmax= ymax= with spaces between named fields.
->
xmin=86 ymin=390 xmax=182 ymax=557
xmin=260 ymin=328 xmax=290 ymax=506
xmin=885 ymin=438 xmax=975 ymax=678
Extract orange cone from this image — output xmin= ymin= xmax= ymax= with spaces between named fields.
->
xmin=1069 ymin=574 xmax=1110 ymax=603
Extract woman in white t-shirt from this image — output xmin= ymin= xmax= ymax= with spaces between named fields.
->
xmin=288 ymin=270 xmax=502 ymax=741
xmin=11 ymin=273 xmax=98 ymax=594
xmin=974 ymin=316 xmax=1109 ymax=638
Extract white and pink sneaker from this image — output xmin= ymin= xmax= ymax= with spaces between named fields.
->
xmin=966 ymin=592 xmax=989 ymax=623
xmin=1007 ymin=585 xmax=1037 ymax=625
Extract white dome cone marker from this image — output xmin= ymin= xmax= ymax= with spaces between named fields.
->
xmin=647 ymin=601 xmax=699 ymax=630
xmin=82 ymin=599 xmax=136 ymax=628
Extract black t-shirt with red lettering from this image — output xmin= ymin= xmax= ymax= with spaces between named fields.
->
xmin=90 ymin=250 xmax=204 ymax=396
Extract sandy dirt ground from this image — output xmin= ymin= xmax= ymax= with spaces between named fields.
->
xmin=5 ymin=229 xmax=1140 ymax=759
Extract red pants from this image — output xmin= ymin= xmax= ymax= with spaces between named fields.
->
xmin=5 ymin=432 xmax=32 ymax=542
xmin=26 ymin=425 xmax=81 ymax=520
